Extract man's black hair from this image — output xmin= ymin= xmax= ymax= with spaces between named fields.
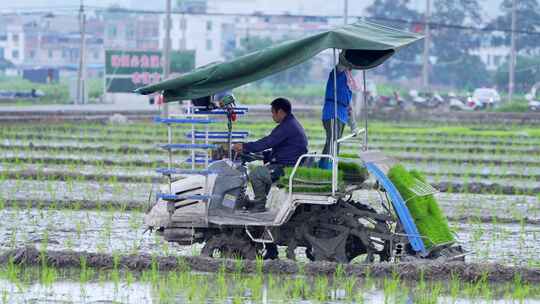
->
xmin=271 ymin=97 xmax=292 ymax=114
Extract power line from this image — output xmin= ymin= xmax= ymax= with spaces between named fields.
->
xmin=2 ymin=6 xmax=540 ymax=37
xmin=365 ymin=16 xmax=540 ymax=37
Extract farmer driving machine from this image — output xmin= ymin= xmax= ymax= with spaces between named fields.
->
xmin=136 ymin=21 xmax=466 ymax=263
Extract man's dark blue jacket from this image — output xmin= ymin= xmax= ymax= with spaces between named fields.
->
xmin=243 ymin=113 xmax=308 ymax=166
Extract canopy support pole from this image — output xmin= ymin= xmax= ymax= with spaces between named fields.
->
xmin=362 ymin=69 xmax=368 ymax=151
xmin=332 ymin=48 xmax=339 ymax=190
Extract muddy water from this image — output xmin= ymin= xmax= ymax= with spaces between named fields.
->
xmin=2 ymin=266 xmax=540 ymax=303
xmin=0 ymin=179 xmax=151 ymax=206
xmin=0 ymin=208 xmax=193 ymax=256
xmin=1 ymin=177 xmax=538 ymax=221
xmin=2 ymin=279 xmax=540 ymax=304
xmin=0 ymin=207 xmax=539 ymax=266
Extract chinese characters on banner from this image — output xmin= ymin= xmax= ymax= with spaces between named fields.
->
xmin=110 ymin=54 xmax=163 ymax=85
xmin=131 ymin=72 xmax=162 ymax=85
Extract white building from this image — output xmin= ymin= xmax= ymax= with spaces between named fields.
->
xmin=0 ymin=24 xmax=25 ymax=66
xmin=470 ymin=45 xmax=509 ymax=71
xmin=206 ymin=0 xmax=367 ymax=17
xmin=159 ymin=14 xmax=229 ymax=67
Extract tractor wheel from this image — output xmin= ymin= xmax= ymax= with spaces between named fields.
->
xmin=301 ymin=200 xmax=391 ymax=263
xmin=201 ymin=233 xmax=257 ymax=260
xmin=261 ymin=243 xmax=279 ymax=260
xmin=429 ymin=244 xmax=466 ymax=262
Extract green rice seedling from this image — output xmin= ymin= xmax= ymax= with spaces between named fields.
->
xmin=246 ymin=274 xmax=264 ymax=301
xmin=124 ymin=270 xmax=134 ymax=288
xmin=288 ymin=276 xmax=306 ymax=299
xmin=65 ymin=235 xmax=74 ymax=251
xmin=39 ymin=264 xmax=57 ymax=287
xmin=281 ymin=276 xmax=293 ymax=298
xmin=150 ymin=254 xmax=159 ymax=286
xmin=2 ymin=289 xmax=9 ymax=304
xmin=4 ymin=257 xmax=20 ymax=283
xmin=334 ymin=263 xmax=345 ymax=284
xmin=215 ymin=265 xmax=228 ymax=301
xmin=79 ymin=255 xmax=93 ymax=284
xmin=278 ymin=166 xmax=344 ymax=193
xmin=382 ymin=272 xmax=404 ymax=304
xmin=449 ymin=272 xmax=460 ymax=302
xmin=416 ymin=281 xmax=442 ymax=304
xmin=312 ymin=275 xmax=329 ymax=302
xmin=231 ymin=256 xmax=244 ymax=276
xmin=255 ymin=255 xmax=264 ymax=274
xmin=388 ymin=165 xmax=454 ymax=247
xmin=343 ymin=276 xmax=357 ymax=301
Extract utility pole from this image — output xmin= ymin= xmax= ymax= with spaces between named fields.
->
xmin=508 ymin=0 xmax=517 ymax=103
xmin=344 ymin=0 xmax=348 ymax=25
xmin=422 ymin=0 xmax=431 ymax=90
xmin=77 ymin=1 xmax=86 ymax=105
xmin=163 ymin=0 xmax=172 ymax=117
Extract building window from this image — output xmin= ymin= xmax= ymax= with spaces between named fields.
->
xmin=94 ymin=51 xmax=99 ymax=59
xmin=206 ymin=21 xmax=212 ymax=31
xmin=494 ymin=55 xmax=501 ymax=66
xmin=12 ymin=34 xmax=19 ymax=43
xmin=0 ymin=35 xmax=7 ymax=41
xmin=108 ymin=26 xmax=117 ymax=38
xmin=12 ymin=50 xmax=19 ymax=59
xmin=48 ymin=50 xmax=53 ymax=59
xmin=62 ymin=50 xmax=68 ymax=58
xmin=180 ymin=17 xmax=187 ymax=30
xmin=0 ymin=47 xmax=4 ymax=58
xmin=126 ymin=28 xmax=135 ymax=40
xmin=29 ymin=50 xmax=35 ymax=58
xmin=206 ymin=39 xmax=212 ymax=51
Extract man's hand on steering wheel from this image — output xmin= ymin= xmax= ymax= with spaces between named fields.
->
xmin=232 ymin=143 xmax=243 ymax=154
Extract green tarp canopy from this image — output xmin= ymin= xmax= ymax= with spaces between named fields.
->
xmin=135 ymin=20 xmax=422 ymax=101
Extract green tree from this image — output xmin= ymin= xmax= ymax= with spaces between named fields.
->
xmin=487 ymin=0 xmax=540 ymax=52
xmin=495 ymin=56 xmax=540 ymax=92
xmin=366 ymin=0 xmax=423 ymax=80
xmin=430 ymin=0 xmax=489 ymax=88
xmin=433 ymin=55 xmax=489 ymax=90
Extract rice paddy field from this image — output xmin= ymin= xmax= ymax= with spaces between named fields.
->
xmin=1 ymin=111 xmax=540 ymax=303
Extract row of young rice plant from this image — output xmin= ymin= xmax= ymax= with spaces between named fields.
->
xmin=4 ymin=126 xmax=540 ymax=150
xmin=1 ymin=249 xmax=540 ymax=303
xmin=2 ymin=119 xmax=540 ymax=143
xmin=0 ymin=193 xmax=540 ymax=265
xmin=2 ymin=136 xmax=538 ymax=160
xmin=1 ymin=119 xmax=539 ymax=199
xmin=0 ymin=119 xmax=539 ymax=267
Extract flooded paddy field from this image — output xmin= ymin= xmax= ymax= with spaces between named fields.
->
xmin=1 ymin=206 xmax=540 ymax=266
xmin=2 ymin=261 xmax=540 ymax=303
xmin=0 ymin=118 xmax=539 ymax=303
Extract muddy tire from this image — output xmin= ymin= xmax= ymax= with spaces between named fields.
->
xmin=201 ymin=233 xmax=257 ymax=260
xmin=261 ymin=243 xmax=279 ymax=260
xmin=301 ymin=200 xmax=391 ymax=263
xmin=433 ymin=245 xmax=466 ymax=262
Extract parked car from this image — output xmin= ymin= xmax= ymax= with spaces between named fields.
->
xmin=472 ymin=88 xmax=501 ymax=108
